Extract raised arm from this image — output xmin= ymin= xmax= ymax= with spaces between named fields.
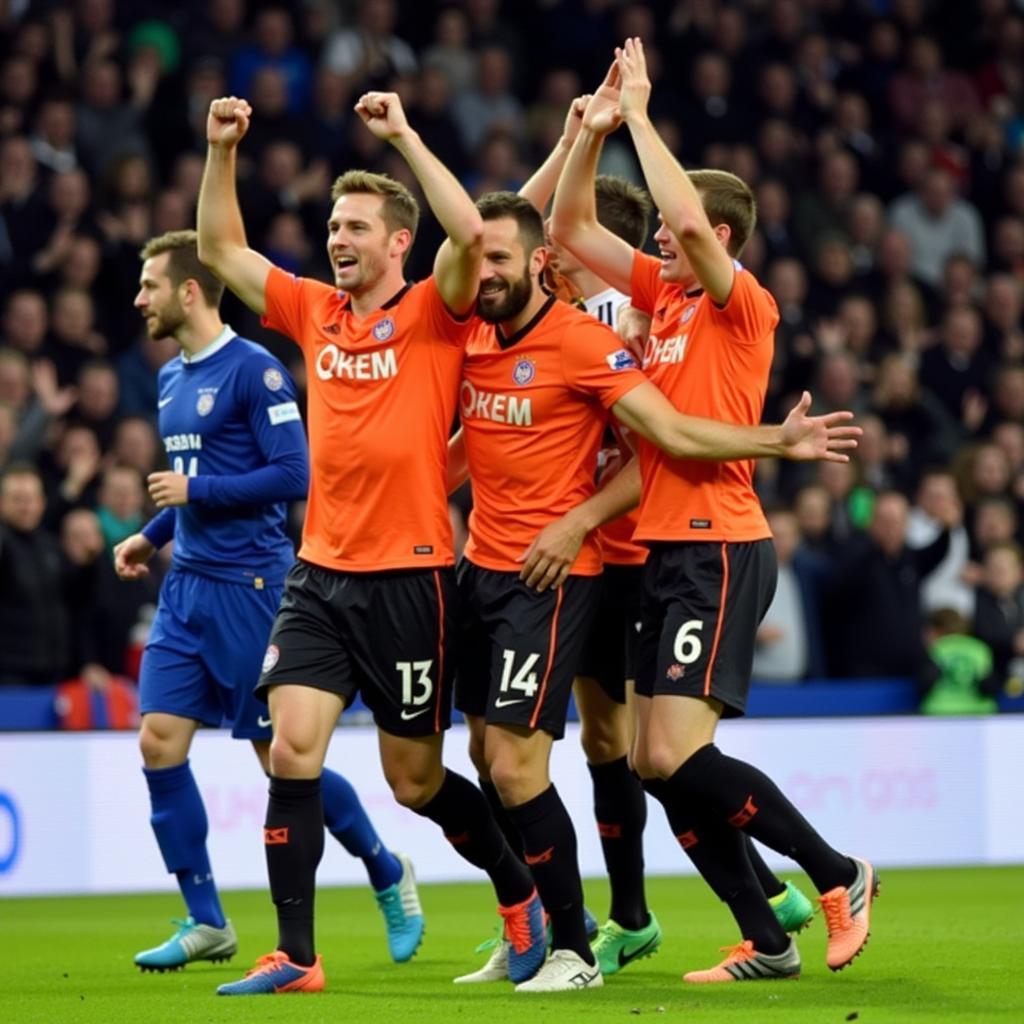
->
xmin=355 ymin=91 xmax=482 ymax=316
xmin=613 ymin=384 xmax=861 ymax=463
xmin=519 ymin=94 xmax=590 ymax=212
xmin=549 ymin=63 xmax=635 ymax=294
xmin=616 ymin=38 xmax=734 ymax=304
xmin=197 ymin=96 xmax=274 ymax=316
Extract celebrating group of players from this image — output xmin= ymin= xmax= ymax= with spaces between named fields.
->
xmin=114 ymin=38 xmax=875 ymax=995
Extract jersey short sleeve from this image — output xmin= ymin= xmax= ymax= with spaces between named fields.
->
xmin=628 ymin=251 xmax=663 ymax=316
xmin=560 ymin=318 xmax=647 ymax=410
xmin=708 ymin=267 xmax=780 ymax=345
xmin=262 ymin=267 xmax=334 ymax=348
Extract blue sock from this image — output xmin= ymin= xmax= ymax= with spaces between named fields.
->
xmin=321 ymin=767 xmax=402 ymax=891
xmin=144 ymin=761 xmax=226 ymax=929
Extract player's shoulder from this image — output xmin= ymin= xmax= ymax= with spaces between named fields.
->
xmin=227 ymin=336 xmax=295 ymax=387
xmin=157 ymin=354 xmax=184 ymax=384
xmin=551 ymin=297 xmax=615 ymax=333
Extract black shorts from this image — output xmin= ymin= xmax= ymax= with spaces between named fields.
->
xmin=454 ymin=561 xmax=601 ymax=739
xmin=576 ymin=562 xmax=645 ymax=703
xmin=634 ymin=540 xmax=777 ymax=717
xmin=256 ymin=560 xmax=455 ymax=737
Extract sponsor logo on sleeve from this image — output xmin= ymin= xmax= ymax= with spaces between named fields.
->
xmin=606 ymin=348 xmax=640 ymax=371
xmin=263 ymin=367 xmax=284 ymax=391
xmin=267 ymin=401 xmax=301 ymax=425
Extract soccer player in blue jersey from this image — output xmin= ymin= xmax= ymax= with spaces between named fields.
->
xmin=114 ymin=230 xmax=424 ymax=972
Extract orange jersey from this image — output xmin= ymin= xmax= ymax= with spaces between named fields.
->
xmin=262 ymin=268 xmax=469 ymax=571
xmin=460 ymin=296 xmax=647 ymax=574
xmin=583 ymin=286 xmax=647 ymax=567
xmin=629 ymin=251 xmax=778 ymax=543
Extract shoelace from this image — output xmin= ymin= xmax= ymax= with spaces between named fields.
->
xmin=819 ymin=890 xmax=852 ymax=934
xmin=715 ymin=940 xmax=755 ymax=965
xmin=474 ymin=923 xmax=503 ymax=954
xmin=501 ymin=902 xmax=537 ymax=954
xmin=377 ymin=889 xmax=406 ymax=929
xmin=245 ymin=951 xmax=287 ymax=978
xmin=167 ymin=917 xmax=195 ymax=938
xmin=591 ymin=922 xmax=619 ymax=952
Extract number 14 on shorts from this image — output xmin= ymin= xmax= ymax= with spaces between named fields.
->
xmin=495 ymin=649 xmax=540 ymax=707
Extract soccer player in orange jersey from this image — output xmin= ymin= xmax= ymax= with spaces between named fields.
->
xmin=448 ymin=191 xmax=860 ymax=991
xmin=195 ymin=92 xmax=549 ymax=995
xmin=522 ymin=150 xmax=816 ymax=971
xmin=550 ymin=39 xmax=878 ymax=983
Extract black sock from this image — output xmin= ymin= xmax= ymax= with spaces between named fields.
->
xmin=507 ymin=785 xmax=593 ymax=964
xmin=661 ymin=783 xmax=788 ymax=954
xmin=265 ymin=776 xmax=323 ymax=966
xmin=746 ymin=837 xmax=785 ymax=899
xmin=479 ymin=778 xmax=525 ymax=861
xmin=589 ymin=757 xmax=649 ymax=930
xmin=414 ymin=770 xmax=533 ymax=906
xmin=669 ymin=744 xmax=855 ymax=894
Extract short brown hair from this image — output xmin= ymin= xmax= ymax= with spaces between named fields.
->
xmin=330 ymin=170 xmax=420 ymax=243
xmin=476 ymin=191 xmax=545 ymax=254
xmin=595 ymin=175 xmax=652 ymax=249
xmin=139 ymin=230 xmax=225 ymax=308
xmin=687 ymin=169 xmax=757 ymax=256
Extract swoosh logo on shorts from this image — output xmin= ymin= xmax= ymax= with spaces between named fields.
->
xmin=257 ymin=715 xmax=272 ymax=728
xmin=494 ymin=696 xmax=528 ymax=708
xmin=400 ymin=707 xmax=431 ymax=721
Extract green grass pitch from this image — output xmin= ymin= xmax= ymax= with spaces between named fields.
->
xmin=2 ymin=866 xmax=1021 ymax=1023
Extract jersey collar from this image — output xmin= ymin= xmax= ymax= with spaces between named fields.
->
xmin=338 ymin=282 xmax=412 ymax=313
xmin=182 ymin=325 xmax=236 ymax=364
xmin=495 ymin=294 xmax=556 ymax=350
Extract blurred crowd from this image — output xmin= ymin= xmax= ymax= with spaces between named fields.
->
xmin=2 ymin=0 xmax=1024 ymax=710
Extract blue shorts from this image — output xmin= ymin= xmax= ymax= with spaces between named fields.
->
xmin=139 ymin=569 xmax=283 ymax=740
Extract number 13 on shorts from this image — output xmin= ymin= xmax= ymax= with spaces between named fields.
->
xmin=396 ymin=660 xmax=433 ymax=711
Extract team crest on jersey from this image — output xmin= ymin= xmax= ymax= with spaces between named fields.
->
xmin=681 ymin=305 xmax=696 ymax=324
xmin=606 ymin=349 xmax=639 ymax=371
xmin=373 ymin=317 xmax=395 ymax=341
xmin=512 ymin=358 xmax=536 ymax=385
xmin=263 ymin=367 xmax=284 ymax=391
xmin=196 ymin=390 xmax=217 ymax=416
xmin=262 ymin=644 xmax=280 ymax=674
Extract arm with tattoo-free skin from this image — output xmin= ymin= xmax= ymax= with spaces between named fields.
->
xmin=354 ymin=91 xmax=483 ymax=315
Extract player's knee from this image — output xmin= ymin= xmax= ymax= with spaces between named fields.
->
xmin=645 ymin=740 xmax=685 ymax=780
xmin=268 ymin=733 xmax=317 ymax=778
xmin=386 ymin=768 xmax=440 ymax=810
xmin=138 ymin=724 xmax=181 ymax=769
xmin=489 ymin=751 xmax=544 ymax=807
xmin=580 ymin=722 xmax=624 ymax=764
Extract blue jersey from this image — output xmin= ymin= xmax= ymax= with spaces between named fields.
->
xmin=141 ymin=328 xmax=309 ymax=587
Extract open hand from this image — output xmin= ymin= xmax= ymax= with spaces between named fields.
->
xmin=582 ymin=61 xmax=623 ymax=136
xmin=779 ymin=391 xmax=862 ymax=462
xmin=615 ymin=37 xmax=652 ymax=123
